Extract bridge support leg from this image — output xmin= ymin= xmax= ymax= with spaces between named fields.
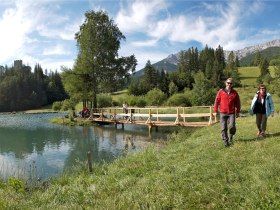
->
xmin=115 ymin=123 xmax=117 ymax=128
xmin=122 ymin=123 xmax=124 ymax=130
xmin=148 ymin=125 xmax=152 ymax=135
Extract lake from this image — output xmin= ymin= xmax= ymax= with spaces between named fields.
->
xmin=0 ymin=113 xmax=176 ymax=181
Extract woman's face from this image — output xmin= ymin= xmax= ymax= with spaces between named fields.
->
xmin=260 ymin=87 xmax=266 ymax=93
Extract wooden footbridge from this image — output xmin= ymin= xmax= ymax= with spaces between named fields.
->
xmin=87 ymin=106 xmax=217 ymax=133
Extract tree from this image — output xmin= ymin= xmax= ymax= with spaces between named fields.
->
xmin=72 ymin=10 xmax=137 ymax=108
xmin=192 ymin=72 xmax=216 ymax=106
xmin=254 ymin=51 xmax=263 ymax=66
xmin=224 ymin=51 xmax=241 ymax=87
xmin=143 ymin=60 xmax=157 ymax=90
xmin=259 ymin=58 xmax=270 ymax=77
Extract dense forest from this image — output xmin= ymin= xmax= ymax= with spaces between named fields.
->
xmin=0 ymin=62 xmax=68 ymax=112
xmin=128 ymin=46 xmax=241 ymax=100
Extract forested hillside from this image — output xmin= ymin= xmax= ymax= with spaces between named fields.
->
xmin=0 ymin=64 xmax=68 ymax=112
xmin=240 ymin=47 xmax=280 ymax=66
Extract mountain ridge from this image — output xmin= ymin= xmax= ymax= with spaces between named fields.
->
xmin=134 ymin=39 xmax=280 ymax=77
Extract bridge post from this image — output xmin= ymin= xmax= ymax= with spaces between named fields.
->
xmin=148 ymin=109 xmax=152 ymax=124
xmin=175 ymin=108 xmax=180 ymax=125
xmin=148 ymin=124 xmax=152 ymax=135
xmin=209 ymin=106 xmax=212 ymax=125
xmin=156 ymin=108 xmax=159 ymax=121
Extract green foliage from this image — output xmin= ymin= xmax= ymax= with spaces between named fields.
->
xmin=259 ymin=57 xmax=270 ymax=77
xmin=168 ymin=81 xmax=178 ymax=96
xmin=97 ymin=94 xmax=112 ymax=108
xmin=0 ymin=64 xmax=67 ymax=112
xmin=8 ymin=177 xmax=25 ymax=192
xmin=166 ymin=93 xmax=192 ymax=106
xmin=224 ymin=51 xmax=241 ymax=87
xmin=145 ymin=88 xmax=166 ymax=106
xmin=128 ymin=79 xmax=149 ymax=96
xmin=0 ymin=179 xmax=6 ymax=189
xmin=274 ymin=63 xmax=280 ymax=78
xmin=126 ymin=95 xmax=146 ymax=107
xmin=240 ymin=47 xmax=280 ymax=66
xmin=269 ymin=57 xmax=280 ymax=66
xmin=191 ymin=72 xmax=216 ymax=106
xmin=61 ymin=99 xmax=77 ymax=111
xmin=65 ymin=10 xmax=137 ymax=108
xmin=52 ymin=101 xmax=63 ymax=111
xmin=143 ymin=60 xmax=157 ymax=90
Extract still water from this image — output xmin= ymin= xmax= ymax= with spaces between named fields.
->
xmin=0 ymin=113 xmax=175 ymax=181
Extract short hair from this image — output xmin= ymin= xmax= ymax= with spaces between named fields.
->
xmin=258 ymin=84 xmax=266 ymax=90
xmin=225 ymin=78 xmax=234 ymax=85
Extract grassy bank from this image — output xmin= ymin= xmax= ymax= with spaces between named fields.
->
xmin=1 ymin=113 xmax=280 ymax=209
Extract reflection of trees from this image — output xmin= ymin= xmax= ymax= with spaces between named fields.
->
xmin=62 ymin=125 xmax=161 ymax=171
xmin=0 ymin=127 xmax=67 ymax=159
xmin=0 ymin=115 xmax=172 ymax=178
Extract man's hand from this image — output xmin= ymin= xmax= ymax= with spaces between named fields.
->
xmin=236 ymin=113 xmax=240 ymax=118
xmin=271 ymin=112 xmax=274 ymax=117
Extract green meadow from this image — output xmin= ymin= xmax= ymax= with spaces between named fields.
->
xmin=1 ymin=66 xmax=280 ymax=209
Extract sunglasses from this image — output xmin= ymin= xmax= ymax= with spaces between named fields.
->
xmin=260 ymin=88 xmax=266 ymax=90
xmin=226 ymin=82 xmax=232 ymax=85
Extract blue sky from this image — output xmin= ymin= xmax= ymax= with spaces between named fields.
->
xmin=0 ymin=0 xmax=280 ymax=72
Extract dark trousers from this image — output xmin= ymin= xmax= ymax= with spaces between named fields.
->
xmin=220 ymin=113 xmax=236 ymax=142
xmin=256 ymin=113 xmax=267 ymax=132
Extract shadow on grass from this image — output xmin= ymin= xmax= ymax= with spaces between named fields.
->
xmin=238 ymin=132 xmax=280 ymax=142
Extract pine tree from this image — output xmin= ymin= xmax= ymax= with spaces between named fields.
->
xmin=259 ymin=58 xmax=270 ymax=76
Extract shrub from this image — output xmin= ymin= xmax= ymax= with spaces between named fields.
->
xmin=191 ymin=72 xmax=216 ymax=106
xmin=123 ymin=95 xmax=146 ymax=107
xmin=145 ymin=88 xmax=167 ymax=106
xmin=166 ymin=93 xmax=192 ymax=107
xmin=52 ymin=101 xmax=63 ymax=111
xmin=8 ymin=177 xmax=26 ymax=192
xmin=61 ymin=99 xmax=76 ymax=111
xmin=97 ymin=94 xmax=112 ymax=108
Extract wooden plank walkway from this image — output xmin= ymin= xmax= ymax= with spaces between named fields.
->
xmin=85 ymin=106 xmax=217 ymax=133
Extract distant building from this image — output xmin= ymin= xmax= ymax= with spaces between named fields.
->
xmin=14 ymin=60 xmax=23 ymax=70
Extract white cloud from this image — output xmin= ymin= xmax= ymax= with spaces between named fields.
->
xmin=0 ymin=0 xmax=82 ymax=70
xmin=43 ymin=45 xmax=70 ymax=56
xmin=116 ymin=0 xmax=167 ymax=33
xmin=0 ymin=5 xmax=32 ymax=62
xmin=131 ymin=39 xmax=158 ymax=47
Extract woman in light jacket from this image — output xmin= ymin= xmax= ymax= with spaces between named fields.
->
xmin=250 ymin=84 xmax=274 ymax=137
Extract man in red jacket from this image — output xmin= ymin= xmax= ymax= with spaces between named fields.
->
xmin=214 ymin=78 xmax=241 ymax=147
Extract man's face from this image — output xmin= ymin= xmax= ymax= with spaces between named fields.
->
xmin=225 ymin=80 xmax=233 ymax=88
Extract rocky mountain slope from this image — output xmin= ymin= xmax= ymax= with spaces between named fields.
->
xmin=134 ymin=39 xmax=280 ymax=77
xmin=224 ymin=39 xmax=280 ymax=59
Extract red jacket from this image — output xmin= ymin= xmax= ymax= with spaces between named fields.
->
xmin=214 ymin=89 xmax=241 ymax=114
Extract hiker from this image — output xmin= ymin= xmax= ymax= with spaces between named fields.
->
xmin=80 ymin=107 xmax=90 ymax=118
xmin=123 ymin=103 xmax=128 ymax=114
xmin=250 ymin=84 xmax=274 ymax=137
xmin=122 ymin=103 xmax=128 ymax=119
xmin=214 ymin=78 xmax=241 ymax=147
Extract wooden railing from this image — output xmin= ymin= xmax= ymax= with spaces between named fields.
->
xmin=88 ymin=106 xmax=217 ymax=127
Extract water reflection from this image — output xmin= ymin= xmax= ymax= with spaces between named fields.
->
xmin=0 ymin=113 xmax=176 ymax=180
